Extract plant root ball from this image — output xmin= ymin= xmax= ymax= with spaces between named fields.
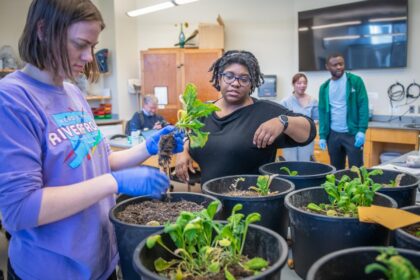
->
xmin=158 ymin=133 xmax=175 ymax=170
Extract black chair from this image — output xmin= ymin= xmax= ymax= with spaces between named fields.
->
xmin=169 ymin=167 xmax=201 ymax=192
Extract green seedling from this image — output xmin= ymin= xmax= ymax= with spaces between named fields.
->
xmin=384 ymin=173 xmax=405 ymax=188
xmin=176 ymin=83 xmax=220 ymax=148
xmin=280 ymin=166 xmax=298 ymax=176
xmin=307 ymin=166 xmax=383 ymax=217
xmin=248 ymin=175 xmax=278 ymax=196
xmin=228 ymin=177 xmax=246 ymax=192
xmin=146 ymin=201 xmax=269 ymax=279
xmin=158 ymin=83 xmax=220 ymax=172
xmin=365 ymin=247 xmax=420 ymax=280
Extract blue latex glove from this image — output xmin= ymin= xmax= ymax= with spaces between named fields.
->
xmin=111 ymin=166 xmax=169 ymax=198
xmin=172 ymin=129 xmax=185 ymax=154
xmin=146 ymin=125 xmax=185 ymax=155
xmin=319 ymin=139 xmax=327 ymax=151
xmin=354 ymin=132 xmax=365 ymax=148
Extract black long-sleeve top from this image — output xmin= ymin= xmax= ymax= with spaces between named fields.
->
xmin=189 ymin=98 xmax=316 ymax=184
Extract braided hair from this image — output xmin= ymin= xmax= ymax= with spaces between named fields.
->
xmin=209 ymin=50 xmax=264 ymax=94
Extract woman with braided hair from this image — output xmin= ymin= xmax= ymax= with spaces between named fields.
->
xmin=176 ymin=50 xmax=317 ymax=184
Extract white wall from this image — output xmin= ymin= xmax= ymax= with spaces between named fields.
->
xmin=0 ymin=0 xmax=32 ymax=63
xmin=131 ymin=0 xmax=420 ymax=118
xmin=1 ymin=0 xmax=419 ymax=120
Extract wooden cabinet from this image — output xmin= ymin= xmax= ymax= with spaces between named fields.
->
xmin=311 ymin=126 xmax=419 ymax=167
xmin=364 ymin=128 xmax=419 ymax=167
xmin=141 ymin=48 xmax=223 ymax=124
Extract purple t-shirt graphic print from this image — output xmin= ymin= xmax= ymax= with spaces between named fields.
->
xmin=50 ymin=110 xmax=103 ymax=168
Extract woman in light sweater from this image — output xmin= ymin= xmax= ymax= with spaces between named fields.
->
xmin=280 ymin=73 xmax=318 ymax=161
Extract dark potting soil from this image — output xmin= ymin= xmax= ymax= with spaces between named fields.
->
xmin=116 ymin=200 xmax=204 ymax=225
xmin=161 ymin=257 xmax=256 ymax=280
xmin=300 ymin=206 xmax=357 ymax=218
xmin=403 ymin=222 xmax=420 ymax=239
xmin=224 ymin=190 xmax=279 ymax=197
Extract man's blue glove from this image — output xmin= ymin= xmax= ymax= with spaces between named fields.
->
xmin=146 ymin=125 xmax=185 ymax=155
xmin=111 ymin=166 xmax=169 ymax=198
xmin=319 ymin=139 xmax=327 ymax=151
xmin=354 ymin=132 xmax=365 ymax=148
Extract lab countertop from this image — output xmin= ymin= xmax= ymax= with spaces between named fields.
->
xmin=377 ymin=150 xmax=420 ymax=176
xmin=378 ymin=150 xmax=420 ymax=203
xmin=95 ymin=114 xmax=123 ymax=126
xmin=368 ymin=121 xmax=420 ymax=130
xmin=107 ymin=136 xmax=136 ymax=149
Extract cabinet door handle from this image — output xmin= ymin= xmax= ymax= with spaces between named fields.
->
xmin=177 ymin=63 xmax=184 ymax=69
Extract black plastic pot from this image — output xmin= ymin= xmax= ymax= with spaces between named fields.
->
xmin=334 ymin=168 xmax=419 ymax=207
xmin=306 ymin=246 xmax=420 ymax=280
xmin=284 ymin=187 xmax=397 ymax=279
xmin=133 ymin=223 xmax=288 ymax=280
xmin=394 ymin=205 xmax=420 ymax=251
xmin=202 ymin=175 xmax=295 ymax=240
xmin=109 ymin=192 xmax=220 ymax=280
xmin=259 ymin=161 xmax=335 ymax=190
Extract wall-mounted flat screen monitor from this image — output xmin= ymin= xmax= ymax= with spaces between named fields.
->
xmin=298 ymin=0 xmax=408 ymax=71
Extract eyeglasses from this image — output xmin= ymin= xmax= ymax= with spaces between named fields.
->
xmin=220 ymin=72 xmax=251 ymax=87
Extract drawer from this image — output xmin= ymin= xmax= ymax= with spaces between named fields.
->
xmin=369 ymin=128 xmax=419 ymax=144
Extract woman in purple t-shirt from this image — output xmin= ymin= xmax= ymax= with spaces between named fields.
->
xmin=0 ymin=1 xmax=183 ymax=279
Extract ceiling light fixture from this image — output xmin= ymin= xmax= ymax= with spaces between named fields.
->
xmin=127 ymin=0 xmax=200 ymax=17
xmin=323 ymin=35 xmax=360 ymax=41
xmin=368 ymin=16 xmax=407 ymax=23
xmin=312 ymin=20 xmax=361 ymax=30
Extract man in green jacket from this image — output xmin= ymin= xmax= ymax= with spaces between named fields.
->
xmin=318 ymin=53 xmax=369 ymax=169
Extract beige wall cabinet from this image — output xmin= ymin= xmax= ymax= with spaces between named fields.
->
xmin=141 ymin=48 xmax=223 ymax=124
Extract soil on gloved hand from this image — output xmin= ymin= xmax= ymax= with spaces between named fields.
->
xmin=116 ymin=200 xmax=204 ymax=225
xmin=158 ymin=134 xmax=176 ymax=173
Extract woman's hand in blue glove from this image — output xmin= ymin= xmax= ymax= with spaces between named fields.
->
xmin=146 ymin=126 xmax=185 ymax=155
xmin=111 ymin=166 xmax=169 ymax=198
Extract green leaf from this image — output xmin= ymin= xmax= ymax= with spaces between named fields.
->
xmin=208 ymin=262 xmax=220 ymax=273
xmin=164 ymin=223 xmax=180 ymax=234
xmin=175 ymin=266 xmax=183 ymax=280
xmin=154 ymin=257 xmax=177 ymax=272
xmin=176 ymin=83 xmax=220 ymax=148
xmin=280 ymin=166 xmax=298 ymax=176
xmin=365 ymin=263 xmax=388 ymax=275
xmin=257 ymin=175 xmax=269 ymax=187
xmin=245 ymin=213 xmax=261 ymax=224
xmin=244 ymin=257 xmax=269 ymax=271
xmin=326 ymin=209 xmax=338 ymax=216
xmin=206 ymin=200 xmax=220 ymax=219
xmin=218 ymin=238 xmax=231 ymax=247
xmin=307 ymin=203 xmax=323 ymax=212
xmin=146 ymin=235 xmax=161 ymax=248
xmin=232 ymin=204 xmax=243 ymax=214
xmin=225 ymin=266 xmax=236 ymax=280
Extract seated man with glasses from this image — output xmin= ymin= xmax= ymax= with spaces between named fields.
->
xmin=125 ymin=94 xmax=169 ymax=135
xmin=175 ymin=50 xmax=317 ymax=184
